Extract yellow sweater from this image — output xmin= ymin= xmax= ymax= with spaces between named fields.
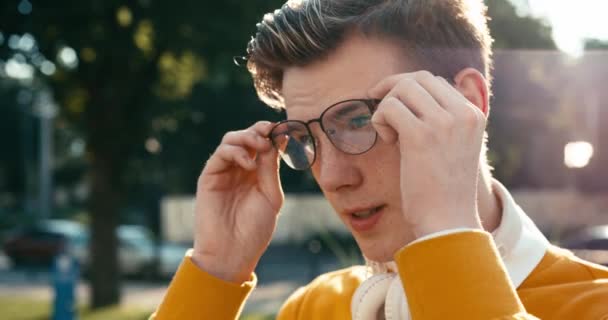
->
xmin=152 ymin=231 xmax=608 ymax=319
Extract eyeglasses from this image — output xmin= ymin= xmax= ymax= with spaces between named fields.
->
xmin=268 ymin=98 xmax=381 ymax=170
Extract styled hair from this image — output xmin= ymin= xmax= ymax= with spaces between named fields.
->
xmin=246 ymin=0 xmax=494 ymax=109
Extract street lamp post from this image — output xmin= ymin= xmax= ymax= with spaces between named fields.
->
xmin=34 ymin=89 xmax=58 ymax=220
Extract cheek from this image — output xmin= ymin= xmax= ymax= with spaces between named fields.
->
xmin=364 ymin=142 xmax=401 ymax=175
xmin=310 ymin=161 xmax=321 ymax=182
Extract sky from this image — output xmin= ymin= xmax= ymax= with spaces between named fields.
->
xmin=512 ymin=0 xmax=608 ymax=56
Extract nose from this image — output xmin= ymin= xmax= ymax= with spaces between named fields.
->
xmin=311 ymin=134 xmax=363 ymax=193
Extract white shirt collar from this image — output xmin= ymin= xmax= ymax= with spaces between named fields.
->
xmin=490 ymin=179 xmax=550 ymax=287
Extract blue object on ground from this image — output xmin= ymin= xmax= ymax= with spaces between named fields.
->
xmin=52 ymin=253 xmax=79 ymax=320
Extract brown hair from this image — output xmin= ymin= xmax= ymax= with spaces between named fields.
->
xmin=246 ymin=0 xmax=494 ymax=109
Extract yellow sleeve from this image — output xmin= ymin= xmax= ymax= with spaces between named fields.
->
xmin=150 ymin=251 xmax=256 ymax=320
xmin=275 ymin=267 xmax=364 ymax=319
xmin=394 ymin=230 xmax=538 ymax=320
xmin=276 ymin=286 xmax=307 ymax=319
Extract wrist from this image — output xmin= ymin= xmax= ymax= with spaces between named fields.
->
xmin=411 ymin=212 xmax=482 ymax=239
xmin=190 ymin=250 xmax=255 ymax=284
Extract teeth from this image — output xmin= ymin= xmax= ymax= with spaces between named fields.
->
xmin=352 ymin=208 xmax=377 ymax=218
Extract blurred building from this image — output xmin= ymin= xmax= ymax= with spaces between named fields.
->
xmin=160 ymin=195 xmax=347 ymax=244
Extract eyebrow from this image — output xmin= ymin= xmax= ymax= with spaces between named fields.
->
xmin=332 ymin=102 xmax=363 ymax=119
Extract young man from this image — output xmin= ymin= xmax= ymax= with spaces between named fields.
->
xmin=153 ymin=0 xmax=608 ymax=319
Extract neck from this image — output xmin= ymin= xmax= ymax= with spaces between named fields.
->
xmin=477 ymin=166 xmax=502 ymax=233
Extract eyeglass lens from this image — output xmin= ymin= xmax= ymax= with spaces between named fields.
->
xmin=270 ymin=100 xmax=377 ymax=170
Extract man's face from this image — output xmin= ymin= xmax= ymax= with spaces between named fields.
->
xmin=282 ymin=34 xmax=417 ymax=262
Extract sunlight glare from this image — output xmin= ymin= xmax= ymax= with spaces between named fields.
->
xmin=526 ymin=0 xmax=608 ymax=56
xmin=564 ymin=141 xmax=594 ymax=169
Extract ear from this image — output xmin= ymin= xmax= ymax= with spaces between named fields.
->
xmin=453 ymin=68 xmax=490 ymax=117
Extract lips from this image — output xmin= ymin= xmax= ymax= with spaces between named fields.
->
xmin=345 ymin=205 xmax=386 ymax=233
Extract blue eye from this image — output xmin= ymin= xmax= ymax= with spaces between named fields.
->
xmin=295 ymin=134 xmax=314 ymax=145
xmin=349 ymin=115 xmax=371 ymax=129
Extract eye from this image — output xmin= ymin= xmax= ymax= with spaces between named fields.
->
xmin=348 ymin=115 xmax=371 ymax=129
xmin=294 ymin=133 xmax=315 ymax=145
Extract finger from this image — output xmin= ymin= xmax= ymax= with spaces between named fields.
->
xmin=249 ymin=120 xmax=275 ymax=137
xmin=415 ymin=74 xmax=463 ymax=110
xmin=204 ymin=144 xmax=257 ymax=174
xmin=222 ymin=121 xmax=275 ymax=145
xmin=435 ymin=76 xmax=486 ymax=121
xmin=222 ymin=129 xmax=272 ymax=156
xmin=371 ymin=96 xmax=421 ymax=145
xmin=368 ymin=73 xmax=408 ymax=99
xmin=422 ymin=76 xmax=469 ymax=113
xmin=384 ymin=77 xmax=448 ymax=120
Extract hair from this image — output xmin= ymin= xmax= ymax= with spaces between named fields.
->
xmin=246 ymin=0 xmax=494 ymax=110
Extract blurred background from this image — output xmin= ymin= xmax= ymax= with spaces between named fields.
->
xmin=0 ymin=0 xmax=606 ymax=319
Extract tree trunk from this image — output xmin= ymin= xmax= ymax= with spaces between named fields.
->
xmin=89 ymin=154 xmax=121 ymax=308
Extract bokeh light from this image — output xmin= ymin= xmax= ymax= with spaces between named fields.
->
xmin=70 ymin=139 xmax=86 ymax=157
xmin=134 ymin=20 xmax=155 ymax=55
xmin=17 ymin=33 xmax=36 ymax=52
xmin=145 ymin=138 xmax=162 ymax=154
xmin=8 ymin=35 xmax=20 ymax=50
xmin=116 ymin=6 xmax=133 ymax=27
xmin=57 ymin=46 xmax=79 ymax=69
xmin=40 ymin=61 xmax=57 ymax=76
xmin=5 ymin=58 xmax=34 ymax=80
xmin=17 ymin=0 xmax=32 ymax=15
xmin=81 ymin=47 xmax=97 ymax=63
xmin=564 ymin=141 xmax=594 ymax=169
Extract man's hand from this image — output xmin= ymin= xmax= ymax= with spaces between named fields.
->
xmin=368 ymin=70 xmax=486 ymax=239
xmin=192 ymin=121 xmax=284 ymax=283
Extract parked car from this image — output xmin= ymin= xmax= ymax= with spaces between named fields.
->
xmin=158 ymin=242 xmax=189 ymax=278
xmin=3 ymin=219 xmax=86 ymax=267
xmin=3 ymin=220 xmax=160 ymax=277
xmin=117 ymin=225 xmax=156 ymax=277
xmin=561 ymin=225 xmax=608 ymax=266
xmin=71 ymin=224 xmax=157 ymax=278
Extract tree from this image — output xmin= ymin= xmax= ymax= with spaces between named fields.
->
xmin=584 ymin=39 xmax=608 ymax=51
xmin=0 ymin=0 xmax=283 ymax=308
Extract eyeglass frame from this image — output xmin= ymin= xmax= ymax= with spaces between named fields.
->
xmin=267 ymin=98 xmax=382 ymax=170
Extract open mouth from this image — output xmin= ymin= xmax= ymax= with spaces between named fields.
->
xmin=351 ymin=206 xmax=384 ymax=219
xmin=348 ymin=205 xmax=386 ymax=232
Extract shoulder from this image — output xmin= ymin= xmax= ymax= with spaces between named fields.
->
xmin=519 ymin=245 xmax=608 ymax=319
xmin=523 ymin=244 xmax=608 ymax=287
xmin=277 ymin=265 xmax=367 ymax=319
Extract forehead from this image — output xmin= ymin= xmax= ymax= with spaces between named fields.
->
xmin=282 ymin=34 xmax=412 ymax=120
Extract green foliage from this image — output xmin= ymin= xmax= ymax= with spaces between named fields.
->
xmin=585 ymin=39 xmax=608 ymax=50
xmin=486 ymin=0 xmax=556 ymax=49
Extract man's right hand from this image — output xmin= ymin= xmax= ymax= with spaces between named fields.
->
xmin=191 ymin=121 xmax=284 ymax=283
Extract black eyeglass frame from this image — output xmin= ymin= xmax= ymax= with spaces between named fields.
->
xmin=268 ymin=98 xmax=382 ymax=170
